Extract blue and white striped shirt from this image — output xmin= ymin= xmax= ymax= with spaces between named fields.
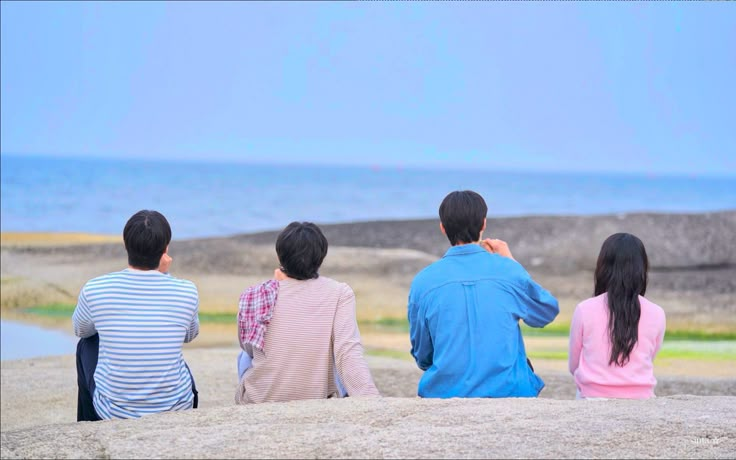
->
xmin=72 ymin=268 xmax=199 ymax=419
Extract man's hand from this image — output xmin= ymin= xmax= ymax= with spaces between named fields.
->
xmin=158 ymin=253 xmax=172 ymax=274
xmin=480 ymin=238 xmax=515 ymax=260
xmin=273 ymin=268 xmax=288 ymax=281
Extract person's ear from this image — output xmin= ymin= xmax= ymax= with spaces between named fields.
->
xmin=164 ymin=245 xmax=169 ymax=254
xmin=476 ymin=219 xmax=487 ymax=242
xmin=440 ymin=222 xmax=446 ymax=235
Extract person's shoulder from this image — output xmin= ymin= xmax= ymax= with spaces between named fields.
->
xmin=409 ymin=258 xmax=458 ymax=305
xmin=83 ymin=270 xmax=129 ymax=289
xmin=317 ymin=276 xmax=353 ymax=294
xmin=486 ymin=253 xmax=529 ymax=280
xmin=162 ymin=276 xmax=199 ymax=309
xmin=165 ymin=275 xmax=198 ymax=292
xmin=574 ymin=294 xmax=606 ymax=315
xmin=243 ymin=279 xmax=278 ymax=295
xmin=409 ymin=249 xmax=513 ymax=286
xmin=639 ymin=296 xmax=666 ymax=319
xmin=411 ymin=257 xmax=447 ymax=285
xmin=314 ymin=275 xmax=340 ymax=287
xmin=468 ymin=253 xmax=533 ymax=294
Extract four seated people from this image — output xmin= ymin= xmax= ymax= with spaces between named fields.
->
xmin=72 ymin=196 xmax=667 ymax=422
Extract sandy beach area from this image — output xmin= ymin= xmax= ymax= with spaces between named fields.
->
xmin=1 ymin=211 xmax=735 ymax=458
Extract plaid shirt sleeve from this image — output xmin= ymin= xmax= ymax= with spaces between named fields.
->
xmin=238 ymin=279 xmax=279 ymax=350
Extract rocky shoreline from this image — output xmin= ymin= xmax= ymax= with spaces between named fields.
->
xmin=2 ymin=211 xmax=734 ymax=330
xmin=7 ymin=211 xmax=735 ymax=273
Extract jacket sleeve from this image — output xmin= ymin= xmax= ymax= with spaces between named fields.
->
xmin=408 ymin=293 xmax=433 ymax=371
xmin=333 ymin=284 xmax=380 ymax=397
xmin=516 ymin=273 xmax=559 ymax=328
xmin=568 ymin=305 xmax=584 ymax=375
xmin=72 ymin=287 xmax=97 ymax=338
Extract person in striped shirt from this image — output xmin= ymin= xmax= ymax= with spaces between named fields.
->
xmin=73 ymin=210 xmax=200 ymax=421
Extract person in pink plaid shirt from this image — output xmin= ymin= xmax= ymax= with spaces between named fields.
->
xmin=235 ymin=222 xmax=379 ymax=404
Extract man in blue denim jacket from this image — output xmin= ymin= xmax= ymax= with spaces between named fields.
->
xmin=408 ymin=190 xmax=559 ymax=398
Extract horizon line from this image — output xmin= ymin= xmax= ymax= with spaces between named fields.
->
xmin=3 ymin=208 xmax=736 ymax=242
xmin=2 ymin=151 xmax=736 ymax=180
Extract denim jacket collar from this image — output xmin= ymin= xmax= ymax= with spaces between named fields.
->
xmin=443 ymin=243 xmax=485 ymax=258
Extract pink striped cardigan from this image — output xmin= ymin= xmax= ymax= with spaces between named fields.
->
xmin=235 ymin=276 xmax=379 ymax=403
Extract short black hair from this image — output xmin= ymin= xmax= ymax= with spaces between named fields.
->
xmin=123 ymin=210 xmax=172 ymax=270
xmin=275 ymin=222 xmax=328 ymax=280
xmin=439 ymin=190 xmax=488 ymax=246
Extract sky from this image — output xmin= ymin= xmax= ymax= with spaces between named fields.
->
xmin=1 ymin=2 xmax=735 ymax=175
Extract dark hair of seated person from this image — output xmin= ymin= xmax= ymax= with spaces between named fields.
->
xmin=275 ymin=221 xmax=328 ymax=280
xmin=123 ymin=210 xmax=172 ymax=270
xmin=439 ymin=190 xmax=488 ymax=246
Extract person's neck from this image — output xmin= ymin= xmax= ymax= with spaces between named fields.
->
xmin=128 ymin=265 xmax=157 ymax=272
xmin=452 ymin=240 xmax=480 ymax=247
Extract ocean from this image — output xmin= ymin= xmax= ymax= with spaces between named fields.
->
xmin=2 ymin=154 xmax=735 ymax=239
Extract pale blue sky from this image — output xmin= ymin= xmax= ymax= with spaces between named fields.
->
xmin=1 ymin=2 xmax=734 ymax=175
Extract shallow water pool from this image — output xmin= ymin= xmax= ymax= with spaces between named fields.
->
xmin=0 ymin=320 xmax=77 ymax=361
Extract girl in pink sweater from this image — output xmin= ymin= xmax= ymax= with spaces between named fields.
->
xmin=568 ymin=233 xmax=666 ymax=399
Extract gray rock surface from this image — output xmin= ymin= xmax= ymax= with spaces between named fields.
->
xmin=9 ymin=211 xmax=735 ymax=274
xmin=6 ymin=212 xmax=735 ymax=296
xmin=2 ymin=396 xmax=734 ymax=459
xmin=230 ymin=211 xmax=736 ymax=273
xmin=2 ymin=350 xmax=735 ymax=459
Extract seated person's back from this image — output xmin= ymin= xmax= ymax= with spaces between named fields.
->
xmin=236 ymin=221 xmax=379 ymax=404
xmin=409 ymin=191 xmax=559 ymax=398
xmin=569 ymin=233 xmax=666 ymax=399
xmin=411 ymin=245 xmax=558 ymax=397
xmin=73 ymin=210 xmax=200 ymax=420
xmin=77 ymin=270 xmax=198 ymax=418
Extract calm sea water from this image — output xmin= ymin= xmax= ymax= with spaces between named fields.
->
xmin=0 ymin=320 xmax=77 ymax=360
xmin=2 ymin=154 xmax=735 ymax=239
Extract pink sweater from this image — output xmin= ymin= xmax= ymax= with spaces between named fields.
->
xmin=568 ymin=293 xmax=666 ymax=399
xmin=236 ymin=276 xmax=379 ymax=404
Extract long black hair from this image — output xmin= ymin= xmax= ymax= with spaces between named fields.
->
xmin=594 ymin=233 xmax=649 ymax=367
